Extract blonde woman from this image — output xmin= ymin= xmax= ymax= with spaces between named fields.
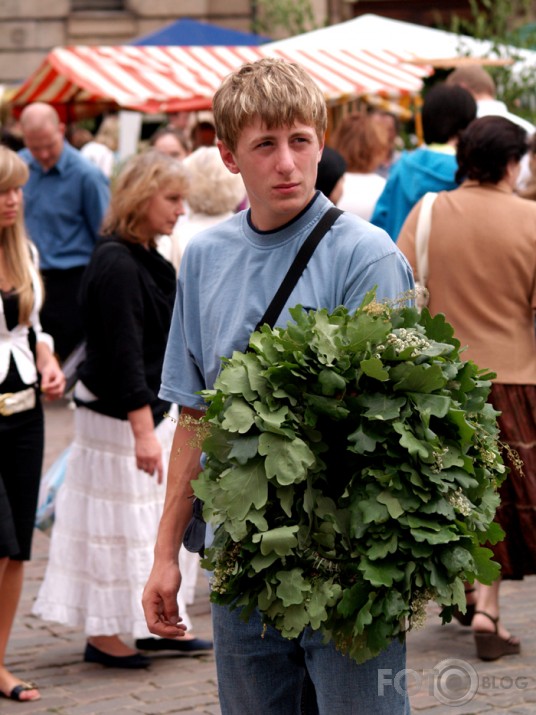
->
xmin=80 ymin=115 xmax=119 ymax=179
xmin=173 ymin=145 xmax=246 ymax=269
xmin=33 ymin=151 xmax=200 ymax=668
xmin=0 ymin=146 xmax=64 ymax=702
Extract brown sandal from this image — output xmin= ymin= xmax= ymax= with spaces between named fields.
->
xmin=473 ymin=610 xmax=521 ymax=661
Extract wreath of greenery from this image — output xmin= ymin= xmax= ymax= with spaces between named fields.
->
xmin=195 ymin=290 xmax=506 ymax=664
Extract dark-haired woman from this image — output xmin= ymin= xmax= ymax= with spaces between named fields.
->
xmin=398 ymin=115 xmax=536 ymax=661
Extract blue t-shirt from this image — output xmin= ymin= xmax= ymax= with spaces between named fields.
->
xmin=160 ymin=192 xmax=414 ymax=409
xmin=19 ymin=142 xmax=110 ymax=270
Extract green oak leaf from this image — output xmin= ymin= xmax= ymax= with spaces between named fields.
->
xmin=228 ymin=434 xmax=259 ymax=464
xmin=252 ymin=525 xmax=299 ymax=556
xmin=393 ymin=422 xmax=431 ymax=458
xmin=356 ymin=394 xmax=407 ymax=420
xmin=360 ymin=357 xmax=389 ymax=381
xmin=258 ymin=433 xmax=315 ymax=485
xmin=377 ymin=490 xmax=404 ymax=519
xmin=318 ymin=368 xmax=347 ymax=395
xmin=408 ymin=393 xmax=451 ymax=418
xmin=218 ymin=462 xmax=268 ymax=520
xmin=392 ymin=363 xmax=446 ymax=393
xmin=347 ymin=425 xmax=378 ymax=453
xmin=359 ymin=559 xmax=405 ymax=587
xmin=221 ymin=398 xmax=256 ymax=433
xmin=276 ymin=568 xmax=311 ymax=605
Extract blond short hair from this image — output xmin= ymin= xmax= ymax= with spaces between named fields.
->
xmin=101 ymin=150 xmax=190 ymax=247
xmin=184 ymin=146 xmax=245 ymax=215
xmin=213 ymin=58 xmax=327 ymax=153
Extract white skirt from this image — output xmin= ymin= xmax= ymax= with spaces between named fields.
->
xmin=33 ymin=406 xmax=199 ymax=638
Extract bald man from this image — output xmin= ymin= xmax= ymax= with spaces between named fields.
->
xmin=19 ymin=103 xmax=109 ymax=361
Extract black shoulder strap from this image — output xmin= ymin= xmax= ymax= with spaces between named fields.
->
xmin=255 ymin=206 xmax=343 ymax=332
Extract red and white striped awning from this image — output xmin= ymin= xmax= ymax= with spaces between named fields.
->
xmin=9 ymin=45 xmax=432 ymax=119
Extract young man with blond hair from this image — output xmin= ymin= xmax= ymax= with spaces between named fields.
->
xmin=143 ymin=58 xmax=413 ymax=714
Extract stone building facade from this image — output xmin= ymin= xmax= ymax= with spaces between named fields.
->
xmin=1 ymin=0 xmax=334 ymax=86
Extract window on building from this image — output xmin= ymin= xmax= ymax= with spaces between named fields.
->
xmin=71 ymin=0 xmax=125 ymax=10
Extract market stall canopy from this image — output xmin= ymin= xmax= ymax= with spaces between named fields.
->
xmin=131 ymin=18 xmax=269 ymax=46
xmin=265 ymin=14 xmax=535 ymax=71
xmin=7 ymin=44 xmax=432 ymax=120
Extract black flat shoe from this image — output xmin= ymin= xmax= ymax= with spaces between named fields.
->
xmin=452 ymin=586 xmax=476 ymax=627
xmin=135 ymin=637 xmax=213 ymax=653
xmin=453 ymin=602 xmax=476 ymax=627
xmin=84 ymin=642 xmax=151 ymax=669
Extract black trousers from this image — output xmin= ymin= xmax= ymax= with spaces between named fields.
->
xmin=0 ymin=402 xmax=44 ymax=560
xmin=40 ymin=266 xmax=86 ymax=363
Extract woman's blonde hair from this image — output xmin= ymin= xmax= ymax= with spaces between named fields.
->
xmin=213 ymin=58 xmax=327 ymax=153
xmin=184 ymin=146 xmax=245 ymax=215
xmin=331 ymin=112 xmax=389 ymax=173
xmin=101 ymin=150 xmax=190 ymax=246
xmin=0 ymin=145 xmax=38 ymax=325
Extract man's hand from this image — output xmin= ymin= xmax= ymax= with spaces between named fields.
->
xmin=142 ymin=560 xmax=187 ymax=639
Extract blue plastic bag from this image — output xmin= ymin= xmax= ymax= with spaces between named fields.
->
xmin=35 ymin=446 xmax=70 ymax=531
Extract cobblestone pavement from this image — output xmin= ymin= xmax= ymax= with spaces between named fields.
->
xmin=4 ymin=400 xmax=536 ymax=714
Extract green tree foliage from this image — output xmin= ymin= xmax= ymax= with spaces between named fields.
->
xmin=449 ymin=0 xmax=536 ymax=121
xmin=251 ymin=0 xmax=323 ymax=38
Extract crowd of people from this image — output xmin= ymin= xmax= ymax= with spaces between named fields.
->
xmin=0 ymin=57 xmax=534 ymax=713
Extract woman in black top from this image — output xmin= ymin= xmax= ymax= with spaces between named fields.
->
xmin=33 ymin=151 xmax=190 ymax=668
xmin=0 ymin=147 xmax=64 ymax=701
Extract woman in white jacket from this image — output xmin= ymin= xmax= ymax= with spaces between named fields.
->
xmin=0 ymin=146 xmax=64 ymax=702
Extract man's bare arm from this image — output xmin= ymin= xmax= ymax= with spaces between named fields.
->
xmin=142 ymin=406 xmax=205 ymax=638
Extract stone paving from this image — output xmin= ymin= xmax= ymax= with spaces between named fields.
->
xmin=3 ymin=400 xmax=536 ymax=714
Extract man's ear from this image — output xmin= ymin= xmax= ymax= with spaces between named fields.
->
xmin=317 ymin=137 xmax=325 ymax=163
xmin=218 ymin=141 xmax=240 ymax=175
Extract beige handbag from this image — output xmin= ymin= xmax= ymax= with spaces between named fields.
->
xmin=414 ymin=191 xmax=437 ymax=311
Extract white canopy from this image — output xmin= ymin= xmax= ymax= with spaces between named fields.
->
xmin=265 ymin=14 xmax=536 ymax=73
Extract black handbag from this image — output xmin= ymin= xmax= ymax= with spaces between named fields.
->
xmin=183 ymin=206 xmax=343 ymax=555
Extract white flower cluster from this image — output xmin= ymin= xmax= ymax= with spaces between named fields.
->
xmin=363 ymin=301 xmax=390 ymax=317
xmin=373 ymin=344 xmax=386 ymax=359
xmin=430 ymin=447 xmax=449 ymax=473
xmin=447 ymin=488 xmax=473 ymax=517
xmin=409 ymin=588 xmax=433 ymax=629
xmin=386 ymin=328 xmax=431 ymax=357
xmin=474 ymin=424 xmax=506 ymax=473
xmin=211 ymin=542 xmax=241 ymax=594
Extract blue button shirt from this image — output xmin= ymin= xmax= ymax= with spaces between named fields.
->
xmin=19 ymin=142 xmax=110 ymax=270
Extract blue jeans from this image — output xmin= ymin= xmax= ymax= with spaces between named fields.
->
xmin=212 ymin=603 xmax=410 ymax=715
